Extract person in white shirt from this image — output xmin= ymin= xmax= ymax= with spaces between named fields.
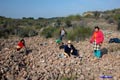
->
xmin=59 ymin=27 xmax=67 ymax=40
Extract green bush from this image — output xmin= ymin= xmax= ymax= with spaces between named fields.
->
xmin=28 ymin=30 xmax=38 ymax=37
xmin=0 ymin=25 xmax=16 ymax=38
xmin=40 ymin=26 xmax=92 ymax=41
xmin=34 ymin=26 xmax=42 ymax=30
xmin=41 ymin=27 xmax=58 ymax=38
xmin=113 ymin=14 xmax=120 ymax=21
xmin=53 ymin=28 xmax=60 ymax=38
xmin=41 ymin=26 xmax=64 ymax=39
xmin=17 ymin=28 xmax=29 ymax=37
xmin=67 ymin=26 xmax=92 ymax=41
xmin=0 ymin=31 xmax=11 ymax=38
xmin=16 ymin=27 xmax=38 ymax=38
xmin=67 ymin=30 xmax=75 ymax=41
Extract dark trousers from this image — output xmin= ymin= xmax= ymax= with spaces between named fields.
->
xmin=60 ymin=35 xmax=64 ymax=40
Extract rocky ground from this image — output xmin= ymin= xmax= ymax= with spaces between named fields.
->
xmin=0 ymin=30 xmax=120 ymax=80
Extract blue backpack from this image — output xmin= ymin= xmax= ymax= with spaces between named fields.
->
xmin=109 ymin=38 xmax=120 ymax=43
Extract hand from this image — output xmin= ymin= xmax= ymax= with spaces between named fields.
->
xmin=70 ymin=50 xmax=73 ymax=54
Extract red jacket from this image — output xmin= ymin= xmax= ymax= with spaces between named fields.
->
xmin=90 ymin=30 xmax=104 ymax=44
xmin=18 ymin=41 xmax=24 ymax=48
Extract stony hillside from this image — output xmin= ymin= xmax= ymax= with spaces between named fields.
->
xmin=0 ymin=30 xmax=120 ymax=80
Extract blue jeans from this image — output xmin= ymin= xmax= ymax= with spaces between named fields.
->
xmin=60 ymin=35 xmax=64 ymax=40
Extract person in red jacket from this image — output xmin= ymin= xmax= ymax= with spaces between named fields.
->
xmin=16 ymin=39 xmax=25 ymax=51
xmin=90 ymin=26 xmax=104 ymax=58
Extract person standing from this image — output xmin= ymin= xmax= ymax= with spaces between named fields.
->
xmin=90 ymin=26 xmax=104 ymax=58
xmin=59 ymin=27 xmax=67 ymax=41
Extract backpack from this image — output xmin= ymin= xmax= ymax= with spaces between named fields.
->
xmin=109 ymin=38 xmax=120 ymax=43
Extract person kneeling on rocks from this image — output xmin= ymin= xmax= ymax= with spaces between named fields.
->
xmin=64 ymin=40 xmax=78 ymax=57
xmin=16 ymin=39 xmax=26 ymax=52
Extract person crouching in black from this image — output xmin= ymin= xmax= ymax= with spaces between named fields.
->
xmin=64 ymin=40 xmax=79 ymax=57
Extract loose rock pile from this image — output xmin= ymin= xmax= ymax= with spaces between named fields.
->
xmin=0 ymin=31 xmax=120 ymax=80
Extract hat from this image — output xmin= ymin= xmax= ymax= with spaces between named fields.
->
xmin=67 ymin=40 xmax=71 ymax=44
